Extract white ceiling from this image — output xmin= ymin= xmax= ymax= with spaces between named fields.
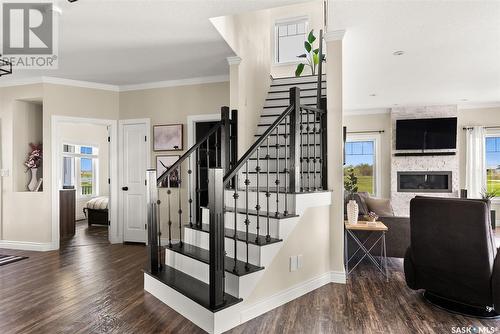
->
xmin=330 ymin=0 xmax=500 ymax=111
xmin=1 ymin=0 xmax=307 ymax=86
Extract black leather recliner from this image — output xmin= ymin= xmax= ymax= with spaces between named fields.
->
xmin=404 ymin=196 xmax=500 ymax=318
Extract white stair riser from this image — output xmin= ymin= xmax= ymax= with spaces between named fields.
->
xmin=224 ymin=189 xmax=294 ymax=213
xmin=259 ymin=113 xmax=318 ymax=125
xmin=164 ymin=248 xmax=254 ymax=298
xmin=269 ymin=82 xmax=325 ymax=92
xmin=271 ymin=74 xmax=326 ymax=85
xmin=224 ymin=213 xmax=280 ymax=239
xmin=255 ymin=134 xmax=321 ymax=145
xmin=267 ymin=88 xmax=326 ymax=100
xmin=247 ymin=159 xmax=321 ymax=173
xmin=256 ymin=124 xmax=322 ymax=135
xmin=264 ymin=96 xmax=318 ymax=107
xmin=248 ymin=147 xmax=321 ymax=159
xmin=244 ymin=173 xmax=322 ymax=190
xmin=184 ymin=228 xmax=262 ymax=266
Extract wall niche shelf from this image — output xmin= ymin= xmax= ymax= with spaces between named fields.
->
xmin=394 ymin=152 xmax=456 ymax=157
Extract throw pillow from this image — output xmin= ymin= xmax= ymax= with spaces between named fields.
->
xmin=365 ymin=196 xmax=394 ymax=217
xmin=353 ymin=192 xmax=370 ymax=216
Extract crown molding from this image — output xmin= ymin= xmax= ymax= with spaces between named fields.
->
xmin=0 ymin=77 xmax=44 ymax=88
xmin=227 ymin=56 xmax=242 ymax=66
xmin=119 ymin=74 xmax=229 ymax=92
xmin=457 ymin=101 xmax=500 ymax=110
xmin=344 ymin=108 xmax=390 ymax=116
xmin=324 ymin=29 xmax=345 ymax=42
xmin=42 ymin=76 xmax=119 ymax=91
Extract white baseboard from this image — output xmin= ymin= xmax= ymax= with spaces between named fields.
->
xmin=0 ymin=240 xmax=55 ymax=251
xmin=239 ymin=270 xmax=346 ymax=324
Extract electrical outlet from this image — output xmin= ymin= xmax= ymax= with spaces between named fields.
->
xmin=289 ymin=256 xmax=298 ymax=272
xmin=0 ymin=169 xmax=9 ymax=177
xmin=297 ymin=254 xmax=303 ymax=269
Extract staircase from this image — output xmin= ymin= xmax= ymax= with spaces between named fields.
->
xmin=143 ymin=72 xmax=330 ymax=333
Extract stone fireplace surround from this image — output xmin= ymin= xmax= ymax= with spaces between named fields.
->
xmin=391 ymin=106 xmax=459 ymax=217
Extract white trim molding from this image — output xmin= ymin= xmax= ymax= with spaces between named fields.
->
xmin=344 ymin=108 xmax=391 ymax=116
xmin=42 ymin=76 xmax=119 ymax=91
xmin=324 ymin=29 xmax=346 ymax=42
xmin=227 ymin=56 xmax=242 ymax=66
xmin=119 ymin=75 xmax=229 ymax=92
xmin=0 ymin=240 xmax=54 ymax=251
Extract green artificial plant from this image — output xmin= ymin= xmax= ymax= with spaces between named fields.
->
xmin=344 ymin=167 xmax=359 ymax=200
xmin=295 ymin=30 xmax=325 ymax=77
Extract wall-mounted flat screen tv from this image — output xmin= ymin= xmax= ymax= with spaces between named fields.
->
xmin=396 ymin=117 xmax=457 ymax=150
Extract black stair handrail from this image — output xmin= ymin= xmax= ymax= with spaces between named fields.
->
xmin=223 ymin=103 xmax=294 ymax=185
xmin=157 ymin=121 xmax=223 ymax=186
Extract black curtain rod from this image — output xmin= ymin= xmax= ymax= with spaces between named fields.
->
xmin=346 ymin=130 xmax=385 ymax=134
xmin=462 ymin=126 xmax=500 ymax=130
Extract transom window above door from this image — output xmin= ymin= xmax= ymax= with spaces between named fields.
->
xmin=275 ymin=18 xmax=308 ymax=64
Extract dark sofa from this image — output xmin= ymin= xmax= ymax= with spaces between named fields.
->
xmin=346 ymin=193 xmax=410 ymax=258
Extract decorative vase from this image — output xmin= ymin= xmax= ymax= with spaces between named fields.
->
xmin=28 ymin=168 xmax=38 ymax=192
xmin=347 ymin=200 xmax=359 ymax=224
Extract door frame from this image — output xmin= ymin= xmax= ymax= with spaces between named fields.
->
xmin=51 ymin=116 xmax=119 ymax=249
xmin=118 ymin=118 xmax=151 ymax=243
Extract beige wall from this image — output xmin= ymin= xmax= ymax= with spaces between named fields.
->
xmin=343 ymin=112 xmax=392 ymax=198
xmin=58 ymin=122 xmax=110 ymax=220
xmin=269 ymin=1 xmax=324 ymax=79
xmin=119 ymin=82 xmax=230 ymax=239
xmin=0 ymin=83 xmax=119 ymax=245
xmin=211 ymin=10 xmax=272 ymax=154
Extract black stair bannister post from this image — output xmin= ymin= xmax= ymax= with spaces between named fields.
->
xmin=320 ymin=97 xmax=328 ymax=190
xmin=221 ymin=106 xmax=230 ymax=171
xmin=230 ymin=109 xmax=238 ymax=189
xmin=146 ymin=169 xmax=159 ymax=274
xmin=208 ymin=168 xmax=226 ymax=308
xmin=289 ymin=87 xmax=301 ymax=193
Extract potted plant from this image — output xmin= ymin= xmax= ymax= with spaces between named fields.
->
xmin=480 ymin=188 xmax=499 ymax=229
xmin=25 ymin=143 xmax=42 ymax=192
xmin=344 ymin=167 xmax=359 ymax=224
xmin=295 ymin=30 xmax=326 ymax=77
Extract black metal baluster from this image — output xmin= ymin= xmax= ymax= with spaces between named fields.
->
xmin=244 ymin=162 xmax=250 ymax=270
xmin=266 ymin=138 xmax=271 ymax=242
xmin=275 ymin=126 xmax=280 ymax=216
xmin=188 ymin=156 xmax=193 ymax=227
xmin=157 ymin=199 xmax=162 ymax=269
xmin=177 ymin=164 xmax=183 ymax=246
xmin=232 ymin=173 xmax=239 ymax=273
xmin=283 ymin=115 xmax=289 ymax=216
xmin=196 ymin=148 xmax=201 ymax=228
xmin=306 ymin=109 xmax=311 ymax=191
xmin=207 ymin=136 xmax=211 ymax=170
xmin=313 ymin=111 xmax=317 ymax=190
xmin=167 ymin=188 xmax=172 ymax=247
xmin=255 ymin=147 xmax=261 ymax=243
xmin=300 ymin=116 xmax=304 ymax=192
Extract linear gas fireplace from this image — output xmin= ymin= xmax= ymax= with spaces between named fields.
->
xmin=397 ymin=171 xmax=452 ymax=193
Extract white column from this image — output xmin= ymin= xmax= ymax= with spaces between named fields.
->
xmin=325 ymin=30 xmax=346 ymax=280
xmin=226 ymin=56 xmax=245 ymax=158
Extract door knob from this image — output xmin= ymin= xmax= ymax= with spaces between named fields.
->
xmin=122 ymin=186 xmax=129 ymax=191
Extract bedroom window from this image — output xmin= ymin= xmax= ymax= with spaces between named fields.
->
xmin=62 ymin=144 xmax=99 ymax=197
xmin=275 ymin=18 xmax=308 ymax=64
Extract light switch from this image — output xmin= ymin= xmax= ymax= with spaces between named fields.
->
xmin=289 ymin=256 xmax=298 ymax=272
xmin=297 ymin=254 xmax=303 ymax=269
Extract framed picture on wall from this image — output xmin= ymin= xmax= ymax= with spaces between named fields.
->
xmin=153 ymin=124 xmax=183 ymax=151
xmin=156 ymin=155 xmax=180 ymax=188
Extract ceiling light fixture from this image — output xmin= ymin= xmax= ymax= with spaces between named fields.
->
xmin=0 ymin=55 xmax=12 ymax=77
xmin=393 ymin=50 xmax=405 ymax=56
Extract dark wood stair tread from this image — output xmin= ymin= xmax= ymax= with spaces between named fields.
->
xmin=224 ymin=207 xmax=298 ymax=219
xmin=270 ymin=80 xmax=326 ymax=87
xmin=254 ymin=131 xmax=321 ymax=137
xmin=185 ymin=223 xmax=282 ymax=246
xmin=269 ymin=87 xmax=326 ymax=94
xmin=144 ymin=266 xmax=242 ymax=312
xmin=167 ymin=243 xmax=264 ymax=277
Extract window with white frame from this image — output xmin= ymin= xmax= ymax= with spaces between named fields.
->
xmin=486 ymin=130 xmax=500 ymax=197
xmin=275 ymin=18 xmax=308 ymax=64
xmin=344 ymin=134 xmax=380 ymax=196
xmin=62 ymin=144 xmax=99 ymax=197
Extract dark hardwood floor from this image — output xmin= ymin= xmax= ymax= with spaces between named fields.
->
xmin=1 ymin=225 xmax=499 ymax=334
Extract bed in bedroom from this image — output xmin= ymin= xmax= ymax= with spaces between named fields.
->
xmin=83 ymin=196 xmax=109 ymax=226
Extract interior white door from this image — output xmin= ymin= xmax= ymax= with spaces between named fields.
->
xmin=119 ymin=119 xmax=150 ymax=243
